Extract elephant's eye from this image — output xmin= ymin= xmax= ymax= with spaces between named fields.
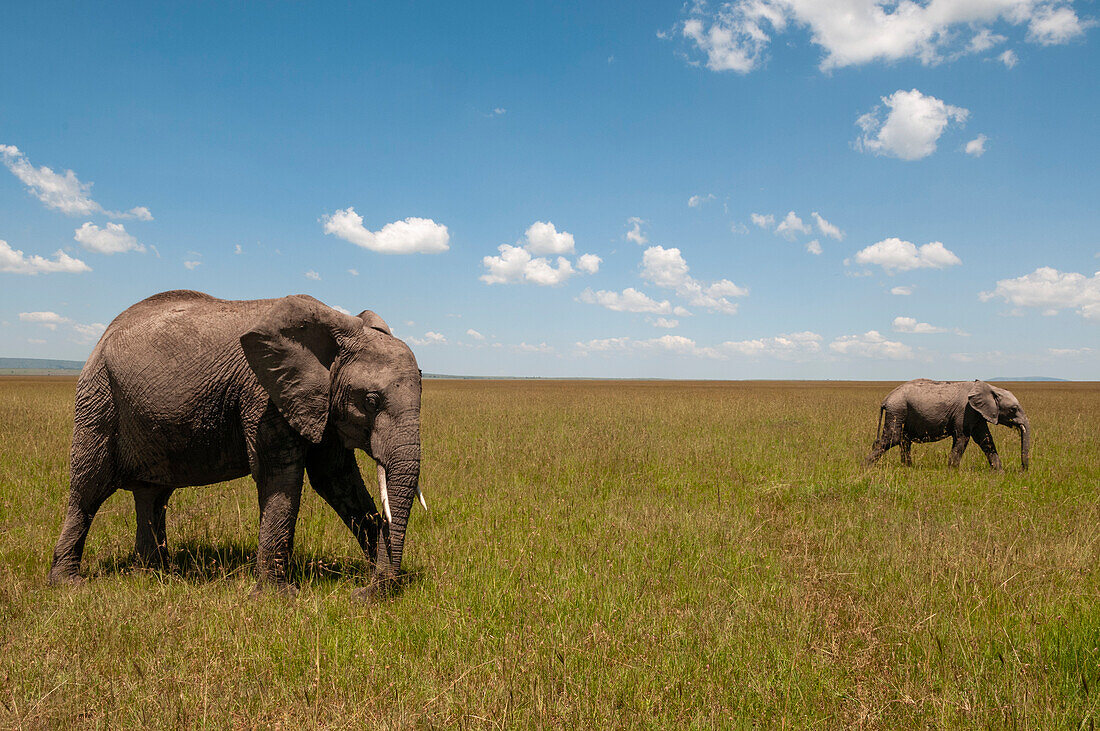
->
xmin=364 ymin=392 xmax=382 ymax=411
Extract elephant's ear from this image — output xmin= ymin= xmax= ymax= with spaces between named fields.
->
xmin=967 ymin=381 xmax=999 ymax=424
xmin=241 ymin=296 xmax=358 ymax=443
xmin=357 ymin=309 xmax=391 ymax=336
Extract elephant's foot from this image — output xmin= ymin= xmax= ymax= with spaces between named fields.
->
xmin=47 ymin=566 xmax=86 ymax=586
xmin=131 ymin=546 xmax=171 ymax=570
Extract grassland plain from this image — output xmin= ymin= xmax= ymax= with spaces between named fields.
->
xmin=0 ymin=376 xmax=1098 ymax=728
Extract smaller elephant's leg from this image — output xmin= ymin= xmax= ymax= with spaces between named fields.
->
xmin=972 ymin=422 xmax=1003 ymax=471
xmin=947 ymin=434 xmax=970 ymax=468
xmin=865 ymin=412 xmax=904 ymax=466
xmin=900 ymin=437 xmax=913 ymax=466
xmin=254 ymin=465 xmax=305 ymax=593
xmin=133 ymin=485 xmax=175 ymax=567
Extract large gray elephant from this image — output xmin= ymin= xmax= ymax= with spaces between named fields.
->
xmin=864 ymin=379 xmax=1030 ymax=471
xmin=48 ymin=290 xmax=425 ymax=596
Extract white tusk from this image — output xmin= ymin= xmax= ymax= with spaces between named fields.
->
xmin=377 ymin=463 xmax=392 ymax=524
xmin=415 ymin=484 xmax=428 ymax=511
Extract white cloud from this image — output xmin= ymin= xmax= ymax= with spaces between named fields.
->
xmin=829 ymin=330 xmax=913 ymax=359
xmin=0 ymin=145 xmax=151 ymax=219
xmin=322 ymin=208 xmax=450 ymax=254
xmin=331 ymin=305 xmax=351 ymax=315
xmin=965 ymin=134 xmax=989 ymax=157
xmin=578 ymin=287 xmax=687 ymax=316
xmin=980 ymin=267 xmax=1100 ymax=319
xmin=347 ymin=268 xmax=359 ymax=276
xmin=806 ymin=239 xmax=822 ymax=255
xmin=890 ymin=285 xmax=913 ymax=296
xmin=751 ymin=213 xmax=775 ymax=229
xmin=651 ymin=317 xmax=679 ymax=329
xmin=305 ymin=270 xmax=321 ymax=281
xmin=20 ymin=311 xmax=105 ymax=343
xmin=626 ymin=217 xmax=648 ymax=245
xmin=576 ymin=253 xmax=602 ymax=274
xmin=514 ymin=342 xmax=555 ymax=354
xmin=184 ymin=260 xmax=201 ymax=270
xmin=892 ymin=316 xmax=946 ymax=334
xmin=720 ymin=331 xmax=823 ymax=359
xmin=481 ymin=222 xmax=597 ymax=286
xmin=1048 ymin=347 xmax=1093 ymax=357
xmin=0 ymin=239 xmax=90 ymax=275
xmin=811 ymin=212 xmax=843 ymax=240
xmin=73 ymin=222 xmax=144 ymax=254
xmin=679 ymin=0 xmax=1092 ymax=73
xmin=730 ymin=221 xmax=749 ymax=235
xmin=408 ymin=331 xmax=447 ymax=346
xmin=999 ymin=49 xmax=1019 ymax=67
xmin=856 ymin=89 xmax=969 ymax=160
xmin=523 ymin=221 xmax=575 ymax=255
xmin=19 ymin=311 xmax=68 ymax=330
xmin=775 ymin=211 xmax=811 ymax=238
xmin=466 ymin=328 xmax=485 ymax=341
xmin=234 ymin=244 xmax=243 ymax=255
xmin=853 ymin=238 xmax=962 ymax=273
xmin=641 ymin=245 xmax=748 ymax=315
xmin=688 ymin=193 xmax=716 ymax=208
xmin=490 ymin=107 xmax=507 ymax=116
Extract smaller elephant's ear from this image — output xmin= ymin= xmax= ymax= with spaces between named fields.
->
xmin=967 ymin=381 xmax=999 ymax=424
xmin=357 ymin=310 xmax=392 ymax=336
xmin=241 ymin=296 xmax=356 ymax=443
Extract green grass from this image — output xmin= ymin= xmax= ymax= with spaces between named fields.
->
xmin=1 ymin=377 xmax=1098 ymax=727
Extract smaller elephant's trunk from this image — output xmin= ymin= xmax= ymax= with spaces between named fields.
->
xmin=1019 ymin=419 xmax=1030 ymax=472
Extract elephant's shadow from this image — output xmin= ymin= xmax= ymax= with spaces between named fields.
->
xmin=93 ymin=541 xmax=423 ymax=593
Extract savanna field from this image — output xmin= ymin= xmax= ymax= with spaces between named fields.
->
xmin=1 ymin=376 xmax=1098 ymax=728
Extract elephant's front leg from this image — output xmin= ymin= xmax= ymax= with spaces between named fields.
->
xmin=971 ymin=422 xmax=1003 ymax=471
xmin=305 ymin=438 xmax=382 ymax=577
xmin=948 ymin=434 xmax=970 ymax=468
xmin=254 ymin=464 xmax=306 ymax=594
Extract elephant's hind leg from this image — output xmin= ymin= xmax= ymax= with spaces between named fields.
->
xmin=133 ymin=485 xmax=175 ymax=567
xmin=900 ymin=437 xmax=913 ymax=466
xmin=48 ymin=462 xmax=121 ymax=585
xmin=948 ymin=434 xmax=970 ymax=468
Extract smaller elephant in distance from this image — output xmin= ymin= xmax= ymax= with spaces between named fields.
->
xmin=865 ymin=379 xmax=1030 ymax=471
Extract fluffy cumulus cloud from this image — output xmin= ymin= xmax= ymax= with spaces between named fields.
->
xmin=852 ymin=238 xmax=962 ymax=273
xmin=73 ymin=222 xmax=145 ymax=254
xmin=829 ymin=330 xmax=913 ymax=359
xmin=0 ymin=145 xmax=152 ymax=219
xmin=651 ymin=317 xmax=679 ymax=329
xmin=856 ymin=89 xmax=969 ymax=160
xmin=20 ymin=311 xmax=106 ymax=343
xmin=466 ymin=328 xmax=485 ymax=341
xmin=892 ymin=316 xmax=946 ymax=334
xmin=775 ymin=211 xmax=811 ymax=238
xmin=720 ymin=331 xmax=823 ymax=359
xmin=999 ymin=48 xmax=1020 ymax=67
xmin=641 ymin=245 xmax=748 ymax=315
xmin=890 ymin=285 xmax=914 ymax=295
xmin=578 ymin=287 xmax=690 ymax=316
xmin=322 ymin=208 xmax=450 ymax=254
xmin=688 ymin=193 xmax=716 ymax=208
xmin=980 ymin=267 xmax=1100 ymax=319
xmin=408 ymin=331 xmax=447 ymax=346
xmin=625 ymin=217 xmax=648 ymax=245
xmin=965 ymin=134 xmax=989 ymax=157
xmin=806 ymin=239 xmax=822 ymax=255
xmin=481 ymin=222 xmax=599 ymax=286
xmin=678 ymin=0 xmax=1093 ymax=73
xmin=0 ymin=238 xmax=90 ymax=275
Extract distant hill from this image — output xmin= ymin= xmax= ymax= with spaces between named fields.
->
xmin=0 ymin=357 xmax=84 ymax=371
xmin=987 ymin=376 xmax=1068 ymax=382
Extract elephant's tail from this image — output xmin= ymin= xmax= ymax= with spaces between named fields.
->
xmin=876 ymin=404 xmax=885 ymax=444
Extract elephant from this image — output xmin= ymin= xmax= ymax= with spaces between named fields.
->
xmin=48 ymin=289 xmax=425 ymax=596
xmin=864 ymin=379 xmax=1030 ymax=471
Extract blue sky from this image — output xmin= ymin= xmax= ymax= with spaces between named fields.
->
xmin=1 ymin=1 xmax=1097 ymax=378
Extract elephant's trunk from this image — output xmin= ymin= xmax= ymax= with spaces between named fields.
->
xmin=1019 ymin=417 xmax=1030 ymax=472
xmin=375 ymin=440 xmax=420 ymax=582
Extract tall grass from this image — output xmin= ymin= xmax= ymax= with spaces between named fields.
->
xmin=1 ymin=377 xmax=1097 ymax=727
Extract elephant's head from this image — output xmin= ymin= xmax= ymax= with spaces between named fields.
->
xmin=240 ymin=295 xmax=423 ymax=579
xmin=967 ymin=381 xmax=1030 ymax=471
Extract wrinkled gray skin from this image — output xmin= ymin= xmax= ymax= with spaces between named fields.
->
xmin=48 ymin=290 xmax=422 ymax=596
xmin=865 ymin=379 xmax=1030 ymax=471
